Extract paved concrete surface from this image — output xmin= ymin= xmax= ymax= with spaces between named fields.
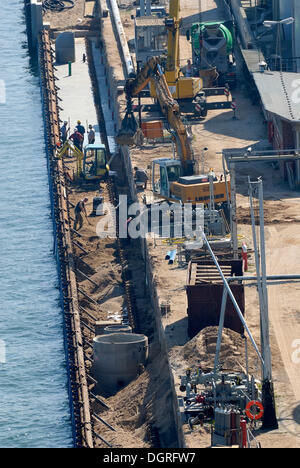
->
xmin=55 ymin=38 xmax=102 ymax=146
xmin=91 ymin=39 xmax=117 ymax=156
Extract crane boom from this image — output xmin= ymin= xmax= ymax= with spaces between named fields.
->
xmin=165 ymin=0 xmax=181 ymax=84
xmin=118 ymin=57 xmax=195 ymax=175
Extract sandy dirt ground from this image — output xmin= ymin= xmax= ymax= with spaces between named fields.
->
xmin=43 ymin=0 xmax=93 ymax=31
xmin=122 ymin=0 xmax=300 ymax=448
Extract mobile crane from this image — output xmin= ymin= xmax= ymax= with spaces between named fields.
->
xmin=148 ymin=0 xmax=232 ymax=115
xmin=116 ymin=57 xmax=230 ymax=217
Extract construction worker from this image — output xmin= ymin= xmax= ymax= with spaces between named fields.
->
xmin=69 ymin=128 xmax=84 ymax=151
xmin=76 ymin=120 xmax=86 ymax=137
xmin=242 ymin=242 xmax=248 ymax=272
xmin=74 ymin=198 xmax=90 ymax=231
xmin=134 ymin=166 xmax=148 ymax=189
xmin=60 ymin=121 xmax=69 ymax=145
xmin=88 ymin=124 xmax=96 ymax=144
xmin=185 ymin=59 xmax=193 ymax=77
xmin=208 ymin=168 xmax=216 ymax=180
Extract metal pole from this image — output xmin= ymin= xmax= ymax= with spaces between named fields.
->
xmin=214 ymin=287 xmax=228 ymax=373
xmin=209 ymin=174 xmax=215 ymax=227
xmin=243 ymin=335 xmax=249 ymax=389
xmin=257 ymin=178 xmax=272 ymax=379
xmin=248 ymin=178 xmax=266 ymax=372
xmin=200 ymin=230 xmax=264 ymax=366
xmin=146 ymin=0 xmax=151 ymax=16
xmin=222 ymin=153 xmax=230 ymax=211
xmin=257 ymin=178 xmax=278 ymax=429
xmin=109 ymin=0 xmax=135 ymax=78
xmin=227 ymin=274 xmax=300 ymax=282
xmin=230 ymin=163 xmax=238 ymax=259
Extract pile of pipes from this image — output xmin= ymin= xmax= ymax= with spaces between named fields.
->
xmin=165 ymin=249 xmax=177 ymax=265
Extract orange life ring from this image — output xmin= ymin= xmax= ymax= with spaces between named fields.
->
xmin=245 ymin=401 xmax=264 ymax=421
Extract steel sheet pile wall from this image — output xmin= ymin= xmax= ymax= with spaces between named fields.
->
xmin=38 ymin=30 xmax=93 ymax=448
xmin=186 ymin=260 xmax=245 ymax=338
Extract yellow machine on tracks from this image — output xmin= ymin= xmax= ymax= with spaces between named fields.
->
xmin=57 ymin=141 xmax=110 ymax=187
xmin=116 ymin=57 xmax=230 ymax=211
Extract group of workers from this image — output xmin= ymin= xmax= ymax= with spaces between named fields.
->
xmin=60 ymin=120 xmax=96 ymax=151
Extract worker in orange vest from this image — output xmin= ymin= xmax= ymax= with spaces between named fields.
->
xmin=242 ymin=242 xmax=248 ymax=272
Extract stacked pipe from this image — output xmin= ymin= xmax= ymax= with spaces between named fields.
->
xmin=107 ymin=0 xmax=135 ymax=78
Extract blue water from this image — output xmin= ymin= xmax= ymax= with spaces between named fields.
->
xmin=0 ymin=1 xmax=73 ymax=447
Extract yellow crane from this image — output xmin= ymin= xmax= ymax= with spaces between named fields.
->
xmin=148 ymin=0 xmax=231 ymax=115
xmin=116 ymin=57 xmax=230 ymax=207
xmin=157 ymin=0 xmax=203 ymax=101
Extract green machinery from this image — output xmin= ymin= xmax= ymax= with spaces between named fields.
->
xmin=189 ymin=21 xmax=236 ymax=87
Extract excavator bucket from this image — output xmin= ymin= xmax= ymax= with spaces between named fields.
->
xmin=116 ymin=109 xmax=144 ymax=146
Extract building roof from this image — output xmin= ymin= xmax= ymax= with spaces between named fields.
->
xmin=252 ymin=71 xmax=300 ymax=122
xmin=241 ymin=48 xmax=264 ymax=73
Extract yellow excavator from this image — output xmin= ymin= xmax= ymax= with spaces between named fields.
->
xmin=57 ymin=141 xmax=109 ymax=186
xmin=116 ymin=57 xmax=230 ymax=208
xmin=148 ymin=0 xmax=232 ymax=115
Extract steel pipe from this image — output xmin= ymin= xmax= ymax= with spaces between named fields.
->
xmin=200 ymin=230 xmax=264 ymax=366
xmin=108 ymin=0 xmax=135 ymax=78
xmin=227 ymin=275 xmax=300 ymax=282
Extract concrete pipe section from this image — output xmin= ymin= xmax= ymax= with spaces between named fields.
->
xmin=103 ymin=324 xmax=132 ymax=334
xmin=93 ymin=333 xmax=148 ymax=395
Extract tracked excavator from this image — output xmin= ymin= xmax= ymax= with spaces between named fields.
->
xmin=116 ymin=57 xmax=230 ymax=236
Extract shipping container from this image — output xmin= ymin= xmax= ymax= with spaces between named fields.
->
xmin=186 ymin=260 xmax=245 ymax=337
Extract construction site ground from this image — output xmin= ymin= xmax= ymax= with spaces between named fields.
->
xmin=45 ymin=0 xmax=300 ymax=448
xmin=118 ymin=0 xmax=300 ymax=448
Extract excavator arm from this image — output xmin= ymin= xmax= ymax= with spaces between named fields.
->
xmin=116 ymin=56 xmax=195 ymax=175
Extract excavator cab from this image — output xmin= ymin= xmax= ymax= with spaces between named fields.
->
xmin=82 ymin=144 xmax=109 ymax=181
xmin=152 ymin=158 xmax=230 ymax=206
xmin=152 ymin=159 xmax=182 ymax=199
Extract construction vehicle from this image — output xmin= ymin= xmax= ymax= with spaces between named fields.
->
xmin=57 ymin=141 xmax=109 ymax=186
xmin=116 ymin=57 xmax=230 ymax=221
xmin=189 ymin=20 xmax=237 ymax=87
xmin=141 ymin=0 xmax=232 ymax=115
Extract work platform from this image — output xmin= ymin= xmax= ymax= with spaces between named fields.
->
xmin=55 ymin=39 xmax=102 ymax=146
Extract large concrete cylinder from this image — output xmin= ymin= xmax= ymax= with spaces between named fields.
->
xmin=93 ymin=333 xmax=148 ymax=395
xmin=103 ymin=324 xmax=132 ymax=334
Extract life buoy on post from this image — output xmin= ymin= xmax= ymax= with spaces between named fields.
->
xmin=245 ymin=401 xmax=264 ymax=421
